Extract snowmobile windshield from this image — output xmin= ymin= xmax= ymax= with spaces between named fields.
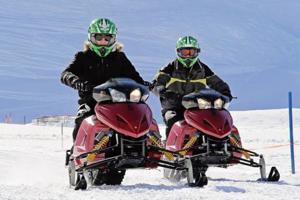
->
xmin=182 ymin=88 xmax=230 ymax=110
xmin=93 ymin=78 xmax=149 ymax=103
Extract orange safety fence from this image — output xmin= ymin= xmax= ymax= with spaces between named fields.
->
xmin=248 ymin=143 xmax=300 ymax=151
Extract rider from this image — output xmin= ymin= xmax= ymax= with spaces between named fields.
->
xmin=61 ymin=18 xmax=145 ymax=141
xmin=152 ymin=36 xmax=232 ymax=138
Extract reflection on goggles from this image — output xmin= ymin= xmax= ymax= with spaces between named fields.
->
xmin=177 ymin=48 xmax=200 ymax=58
xmin=90 ymin=33 xmax=116 ymax=46
xmin=91 ymin=34 xmax=113 ymax=41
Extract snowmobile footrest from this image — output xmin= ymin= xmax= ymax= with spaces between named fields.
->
xmin=267 ymin=166 xmax=280 ymax=182
xmin=74 ymin=174 xmax=87 ymax=190
xmin=65 ymin=150 xmax=71 ymax=166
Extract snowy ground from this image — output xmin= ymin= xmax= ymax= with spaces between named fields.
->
xmin=0 ymin=109 xmax=300 ymax=200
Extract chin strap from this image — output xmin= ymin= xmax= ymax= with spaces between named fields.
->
xmin=177 ymin=57 xmax=198 ymax=68
xmin=90 ymin=42 xmax=116 ymax=57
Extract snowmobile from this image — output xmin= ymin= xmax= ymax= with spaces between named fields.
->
xmin=65 ymin=78 xmax=176 ymax=190
xmin=162 ymin=88 xmax=280 ymax=187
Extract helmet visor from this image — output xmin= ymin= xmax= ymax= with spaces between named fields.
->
xmin=177 ymin=47 xmax=200 ymax=58
xmin=90 ymin=33 xmax=116 ymax=46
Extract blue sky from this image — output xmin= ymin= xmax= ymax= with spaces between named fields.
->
xmin=0 ymin=0 xmax=299 ymax=123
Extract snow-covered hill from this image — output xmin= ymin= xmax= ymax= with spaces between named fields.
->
xmin=1 ymin=0 xmax=300 ymax=123
xmin=0 ymin=109 xmax=300 ymax=200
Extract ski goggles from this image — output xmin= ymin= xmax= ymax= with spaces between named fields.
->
xmin=177 ymin=47 xmax=200 ymax=58
xmin=90 ymin=33 xmax=116 ymax=45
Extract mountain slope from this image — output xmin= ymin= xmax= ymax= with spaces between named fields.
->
xmin=0 ymin=0 xmax=299 ymax=122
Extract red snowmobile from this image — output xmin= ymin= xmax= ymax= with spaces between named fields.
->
xmin=65 ymin=78 xmax=172 ymax=190
xmin=163 ymin=88 xmax=280 ymax=186
xmin=65 ymin=79 xmax=279 ymax=189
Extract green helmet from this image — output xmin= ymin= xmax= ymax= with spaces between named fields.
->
xmin=88 ymin=18 xmax=118 ymax=57
xmin=176 ymin=36 xmax=200 ymax=67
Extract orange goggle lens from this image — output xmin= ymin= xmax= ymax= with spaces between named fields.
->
xmin=177 ymin=48 xmax=200 ymax=57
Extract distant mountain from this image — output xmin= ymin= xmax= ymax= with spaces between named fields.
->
xmin=225 ymin=68 xmax=300 ymax=110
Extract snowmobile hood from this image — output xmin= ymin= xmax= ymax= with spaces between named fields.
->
xmin=184 ymin=109 xmax=233 ymax=139
xmin=95 ymin=103 xmax=152 ymax=138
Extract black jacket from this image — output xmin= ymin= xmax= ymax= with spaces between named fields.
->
xmin=153 ymin=59 xmax=232 ymax=112
xmin=61 ymin=47 xmax=144 ymax=107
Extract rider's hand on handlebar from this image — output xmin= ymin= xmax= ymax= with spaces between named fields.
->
xmin=73 ymin=80 xmax=93 ymax=92
xmin=143 ymin=81 xmax=151 ymax=86
xmin=143 ymin=81 xmax=154 ymax=90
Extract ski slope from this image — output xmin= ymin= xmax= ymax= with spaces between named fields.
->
xmin=0 ymin=109 xmax=300 ymax=200
xmin=1 ymin=0 xmax=300 ymax=123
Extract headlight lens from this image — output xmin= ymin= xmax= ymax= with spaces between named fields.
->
xmin=93 ymin=91 xmax=112 ymax=102
xmin=109 ymin=89 xmax=126 ymax=102
xmin=214 ymin=98 xmax=224 ymax=109
xmin=197 ymin=98 xmax=212 ymax=109
xmin=130 ymin=88 xmax=141 ymax=102
xmin=182 ymin=100 xmax=198 ymax=109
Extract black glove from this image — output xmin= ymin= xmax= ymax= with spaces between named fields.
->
xmin=143 ymin=81 xmax=154 ymax=90
xmin=151 ymin=85 xmax=166 ymax=96
xmin=73 ymin=80 xmax=93 ymax=92
xmin=143 ymin=81 xmax=151 ymax=86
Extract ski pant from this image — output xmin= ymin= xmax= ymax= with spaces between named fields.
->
xmin=163 ymin=109 xmax=184 ymax=139
xmin=72 ymin=104 xmax=95 ymax=141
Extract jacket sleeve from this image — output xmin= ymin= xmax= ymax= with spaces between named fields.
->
xmin=151 ymin=62 xmax=173 ymax=96
xmin=201 ymin=62 xmax=233 ymax=100
xmin=60 ymin=52 xmax=84 ymax=88
xmin=202 ymin=62 xmax=232 ymax=100
xmin=206 ymin=74 xmax=232 ymax=100
xmin=120 ymin=53 xmax=144 ymax=84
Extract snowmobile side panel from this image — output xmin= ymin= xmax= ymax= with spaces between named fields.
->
xmin=73 ymin=115 xmax=109 ymax=160
xmin=166 ymin=120 xmax=197 ymax=151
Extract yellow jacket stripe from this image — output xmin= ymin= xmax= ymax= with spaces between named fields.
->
xmin=166 ymin=77 xmax=207 ymax=88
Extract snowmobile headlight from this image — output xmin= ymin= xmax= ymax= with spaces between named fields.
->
xmin=93 ymin=91 xmax=111 ymax=102
xmin=109 ymin=88 xmax=126 ymax=102
xmin=182 ymin=100 xmax=198 ymax=109
xmin=197 ymin=98 xmax=211 ymax=109
xmin=214 ymin=98 xmax=224 ymax=109
xmin=130 ymin=88 xmax=141 ymax=102
xmin=197 ymin=98 xmax=212 ymax=109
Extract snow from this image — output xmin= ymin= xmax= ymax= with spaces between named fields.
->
xmin=1 ymin=0 xmax=300 ymax=199
xmin=1 ymin=109 xmax=300 ymax=200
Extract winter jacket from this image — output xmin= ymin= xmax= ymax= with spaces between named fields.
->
xmin=61 ymin=42 xmax=144 ymax=107
xmin=152 ymin=59 xmax=232 ymax=113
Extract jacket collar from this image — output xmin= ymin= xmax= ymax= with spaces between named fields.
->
xmin=175 ymin=58 xmax=203 ymax=71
